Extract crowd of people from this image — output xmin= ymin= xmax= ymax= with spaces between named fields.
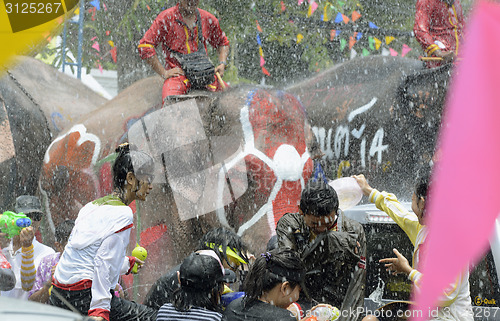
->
xmin=0 ymin=0 xmax=471 ymax=320
xmin=0 ymin=140 xmax=474 ymax=321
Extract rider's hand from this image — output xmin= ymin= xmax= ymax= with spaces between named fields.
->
xmin=434 ymin=50 xmax=456 ymax=63
xmin=215 ymin=63 xmax=225 ymax=78
xmin=163 ymin=67 xmax=184 ymax=79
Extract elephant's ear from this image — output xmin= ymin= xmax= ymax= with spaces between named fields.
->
xmin=397 ymin=63 xmax=453 ymax=121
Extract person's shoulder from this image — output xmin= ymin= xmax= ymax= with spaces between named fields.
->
xmin=277 ymin=212 xmax=302 ymax=227
xmin=198 ymin=8 xmax=219 ymax=23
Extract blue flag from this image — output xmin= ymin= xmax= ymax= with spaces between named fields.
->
xmin=90 ymin=0 xmax=100 ymax=10
xmin=368 ymin=22 xmax=378 ymax=29
xmin=334 ymin=12 xmax=343 ymax=24
xmin=256 ymin=33 xmax=262 ymax=46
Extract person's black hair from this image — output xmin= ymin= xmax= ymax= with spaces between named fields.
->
xmin=242 ymin=249 xmax=305 ymax=306
xmin=299 ymin=179 xmax=339 ymax=217
xmin=172 ymin=278 xmax=223 ymax=313
xmin=112 ymin=143 xmax=154 ymax=190
xmin=197 ymin=227 xmax=249 ymax=265
xmin=415 ymin=165 xmax=432 ymax=200
xmin=55 ymin=220 xmax=75 ymax=243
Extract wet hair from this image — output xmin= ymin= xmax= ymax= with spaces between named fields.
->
xmin=55 ymin=220 xmax=75 ymax=243
xmin=299 ymin=179 xmax=339 ymax=217
xmin=197 ymin=227 xmax=249 ymax=265
xmin=415 ymin=165 xmax=432 ymax=200
xmin=242 ymin=249 xmax=305 ymax=306
xmin=172 ymin=255 xmax=224 ymax=313
xmin=112 ymin=143 xmax=155 ymax=190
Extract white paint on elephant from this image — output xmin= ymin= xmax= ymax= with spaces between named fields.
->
xmin=43 ymin=124 xmax=101 ymax=166
xmin=347 ymin=98 xmax=377 ymax=122
xmin=41 ymin=124 xmax=101 ymax=233
xmin=216 ymin=95 xmax=310 ymax=236
xmin=313 ymin=97 xmax=389 ymax=166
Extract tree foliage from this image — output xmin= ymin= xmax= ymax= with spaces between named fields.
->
xmin=53 ymin=0 xmax=435 ymax=90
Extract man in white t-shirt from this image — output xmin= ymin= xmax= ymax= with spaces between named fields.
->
xmin=1 ymin=195 xmax=55 ymax=299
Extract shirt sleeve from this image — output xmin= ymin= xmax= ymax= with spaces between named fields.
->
xmin=413 ymin=0 xmax=440 ymax=55
xmin=276 ymin=216 xmax=299 ymax=251
xmin=28 ymin=254 xmax=52 ymax=297
xmin=138 ymin=13 xmax=166 ymax=59
xmin=89 ymin=231 xmax=129 ymax=321
xmin=21 ymin=244 xmax=36 ymax=291
xmin=205 ymin=13 xmax=229 ymax=49
xmin=369 ymin=189 xmax=422 ymax=246
xmin=409 ymin=269 xmax=465 ymax=307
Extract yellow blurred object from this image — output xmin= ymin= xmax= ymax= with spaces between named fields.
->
xmin=131 ymin=243 xmax=147 ymax=274
xmin=222 ymin=284 xmax=233 ymax=294
xmin=0 ymin=0 xmax=79 ymax=75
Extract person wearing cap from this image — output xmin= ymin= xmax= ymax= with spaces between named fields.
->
xmin=224 ymin=248 xmax=317 ymax=321
xmin=49 ymin=144 xmax=157 ymax=321
xmin=1 ymin=195 xmax=55 ymax=299
xmin=156 ymin=252 xmax=226 ymax=321
xmin=144 ymin=227 xmax=249 ymax=311
xmin=275 ymin=179 xmax=366 ymax=320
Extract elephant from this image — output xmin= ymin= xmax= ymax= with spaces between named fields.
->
xmin=0 ymin=56 xmax=106 ymax=218
xmin=38 ymin=55 xmax=450 ymax=300
xmin=288 ymin=55 xmax=452 ymax=200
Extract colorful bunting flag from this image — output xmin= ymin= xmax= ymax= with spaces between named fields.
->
xmin=108 ymin=40 xmax=114 ymax=47
xmin=334 ymin=12 xmax=343 ymax=23
xmin=260 ymin=56 xmax=265 ymax=67
xmin=90 ymin=0 xmax=100 ymax=11
xmin=381 ymin=47 xmax=390 ymax=56
xmin=110 ymin=47 xmax=117 ymax=63
xmin=412 ymin=2 xmax=500 ymax=320
xmin=256 ymin=33 xmax=262 ymax=46
xmin=368 ymin=36 xmax=374 ymax=50
xmin=330 ymin=29 xmax=336 ymax=41
xmin=374 ymin=37 xmax=382 ymax=50
xmin=297 ymin=33 xmax=304 ymax=43
xmin=256 ymin=21 xmax=263 ymax=33
xmin=368 ymin=21 xmax=378 ymax=29
xmin=342 ymin=13 xmax=350 ymax=24
xmin=323 ymin=3 xmax=332 ymax=21
xmin=351 ymin=10 xmax=361 ymax=22
xmin=362 ymin=48 xmax=370 ymax=56
xmin=307 ymin=1 xmax=318 ymax=17
xmin=401 ymin=44 xmax=412 ymax=57
xmin=262 ymin=66 xmax=270 ymax=76
xmin=281 ymin=1 xmax=286 ymax=12
xmin=258 ymin=47 xmax=264 ymax=57
xmin=385 ymin=36 xmax=395 ymax=45
xmin=350 ymin=48 xmax=357 ymax=59
xmin=389 ymin=47 xmax=398 ymax=56
xmin=98 ymin=63 xmax=103 ymax=73
xmin=349 ymin=36 xmax=356 ymax=50
xmin=356 ymin=32 xmax=362 ymax=41
xmin=92 ymin=41 xmax=100 ymax=52
xmin=298 ymin=0 xmax=305 ymax=4
xmin=340 ymin=38 xmax=347 ymax=51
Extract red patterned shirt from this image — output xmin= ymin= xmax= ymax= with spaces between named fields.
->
xmin=138 ymin=4 xmax=229 ymax=71
xmin=413 ymin=0 xmax=465 ymax=67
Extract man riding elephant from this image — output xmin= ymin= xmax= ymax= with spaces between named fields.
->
xmin=138 ymin=0 xmax=229 ymax=102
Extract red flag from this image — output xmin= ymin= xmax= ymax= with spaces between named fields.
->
xmin=262 ymin=66 xmax=270 ymax=76
xmin=411 ymin=1 xmax=500 ymax=319
xmin=348 ymin=34 xmax=356 ymax=50
xmin=351 ymin=10 xmax=361 ymax=22
xmin=110 ymin=47 xmax=117 ymax=63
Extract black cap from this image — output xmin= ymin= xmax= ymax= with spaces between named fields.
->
xmin=179 ymin=253 xmax=226 ymax=291
xmin=15 ymin=195 xmax=43 ymax=215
